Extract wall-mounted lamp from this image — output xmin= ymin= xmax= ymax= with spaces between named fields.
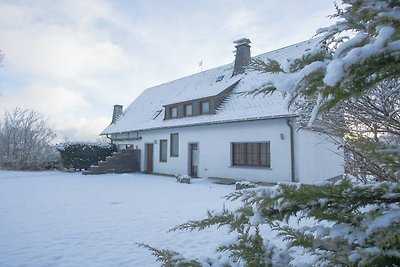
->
xmin=154 ymin=140 xmax=157 ymax=144
xmin=280 ymin=133 xmax=285 ymax=140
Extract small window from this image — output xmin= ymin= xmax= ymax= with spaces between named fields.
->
xmin=231 ymin=142 xmax=270 ymax=168
xmin=152 ymin=109 xmax=163 ymax=120
xmin=184 ymin=104 xmax=193 ymax=116
xmin=171 ymin=107 xmax=178 ymax=118
xmin=170 ymin=133 xmax=179 ymax=157
xmin=200 ymin=101 xmax=210 ymax=114
xmin=159 ymin=139 xmax=167 ymax=162
xmin=216 ymin=75 xmax=225 ymax=82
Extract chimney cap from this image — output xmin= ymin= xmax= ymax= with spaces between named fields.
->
xmin=233 ymin=38 xmax=251 ymax=46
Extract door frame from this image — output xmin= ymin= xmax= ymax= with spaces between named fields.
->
xmin=188 ymin=142 xmax=199 ymax=177
xmin=145 ymin=143 xmax=154 ymax=173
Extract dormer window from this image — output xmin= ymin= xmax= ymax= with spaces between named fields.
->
xmin=184 ymin=104 xmax=193 ymax=116
xmin=171 ymin=106 xmax=178 ymax=118
xmin=200 ymin=101 xmax=210 ymax=114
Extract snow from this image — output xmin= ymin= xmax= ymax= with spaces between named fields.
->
xmin=323 ymin=24 xmax=399 ymax=89
xmin=0 ymin=170 xmax=239 ymax=267
xmin=334 ymin=33 xmax=367 ymax=58
xmin=271 ymin=60 xmax=326 ymax=93
xmin=365 ymin=208 xmax=400 ymax=235
xmin=308 ymin=93 xmax=323 ymax=126
xmin=378 ymin=8 xmax=400 ymax=20
xmin=374 ymin=26 xmax=395 ymax=48
xmin=4 ymin=171 xmax=395 ymax=266
xmin=388 ymin=39 xmax=400 ymax=52
xmin=323 ymin=59 xmax=344 ymax=86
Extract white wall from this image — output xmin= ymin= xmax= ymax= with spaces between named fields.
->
xmin=114 ymin=119 xmax=343 ymax=184
xmin=114 ymin=119 xmax=292 ymax=183
xmin=294 ymin=129 xmax=343 ymax=183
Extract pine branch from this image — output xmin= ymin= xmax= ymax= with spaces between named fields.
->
xmin=217 ymin=226 xmax=272 ymax=266
xmin=241 ymin=83 xmax=277 ymax=97
xmin=289 ymin=51 xmax=326 ymax=73
xmin=276 ymin=225 xmax=314 ymax=249
xmin=169 ymin=208 xmax=244 ymax=232
xmin=248 ymin=58 xmax=284 ymax=74
xmin=136 ymin=243 xmax=202 ymax=267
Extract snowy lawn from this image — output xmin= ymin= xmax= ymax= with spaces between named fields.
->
xmin=0 ymin=171 xmax=239 ymax=267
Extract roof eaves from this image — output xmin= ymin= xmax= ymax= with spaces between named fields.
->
xmin=100 ymin=113 xmax=297 ymax=135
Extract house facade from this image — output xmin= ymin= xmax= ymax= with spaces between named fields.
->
xmin=101 ymin=38 xmax=343 ymax=183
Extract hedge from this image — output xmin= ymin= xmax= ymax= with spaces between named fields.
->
xmin=56 ymin=142 xmax=117 ymax=170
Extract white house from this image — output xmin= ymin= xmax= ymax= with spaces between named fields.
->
xmin=100 ymin=38 xmax=343 ymax=183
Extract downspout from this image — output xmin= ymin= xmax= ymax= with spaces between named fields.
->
xmin=286 ymin=118 xmax=296 ymax=182
xmin=106 ymin=134 xmax=113 ymax=145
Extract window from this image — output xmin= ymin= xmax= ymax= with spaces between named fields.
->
xmin=184 ymin=104 xmax=193 ymax=116
xmin=200 ymin=101 xmax=210 ymax=114
xmin=232 ymin=142 xmax=270 ymax=167
xmin=159 ymin=139 xmax=167 ymax=162
xmin=170 ymin=133 xmax=179 ymax=157
xmin=171 ymin=107 xmax=178 ymax=118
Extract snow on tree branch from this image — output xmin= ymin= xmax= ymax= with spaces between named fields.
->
xmin=0 ymin=108 xmax=58 ymax=170
xmin=250 ymin=0 xmax=400 ymax=119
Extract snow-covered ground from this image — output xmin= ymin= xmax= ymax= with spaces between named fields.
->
xmin=0 ymin=171 xmax=239 ymax=267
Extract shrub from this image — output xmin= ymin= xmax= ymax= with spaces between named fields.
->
xmin=56 ymin=141 xmax=116 ymax=170
xmin=175 ymin=174 xmax=191 ymax=184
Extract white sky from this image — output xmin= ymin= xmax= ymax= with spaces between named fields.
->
xmin=0 ymin=0 xmax=337 ymax=142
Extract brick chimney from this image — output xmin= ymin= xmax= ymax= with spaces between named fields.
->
xmin=232 ymin=38 xmax=251 ymax=76
xmin=111 ymin=104 xmax=123 ymax=124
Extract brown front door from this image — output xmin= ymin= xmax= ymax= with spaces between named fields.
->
xmin=189 ymin=143 xmax=199 ymax=177
xmin=145 ymin=144 xmax=153 ymax=173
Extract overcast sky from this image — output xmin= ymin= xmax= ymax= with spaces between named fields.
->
xmin=0 ymin=0 xmax=337 ymax=142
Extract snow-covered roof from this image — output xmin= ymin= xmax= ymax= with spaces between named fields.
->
xmin=102 ymin=38 xmax=322 ymax=135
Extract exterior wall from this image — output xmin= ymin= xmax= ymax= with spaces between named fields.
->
xmin=113 ymin=119 xmax=293 ymax=183
xmin=294 ymin=129 xmax=343 ymax=183
xmin=112 ymin=119 xmax=344 ymax=184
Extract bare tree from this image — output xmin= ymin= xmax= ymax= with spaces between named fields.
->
xmin=0 ymin=50 xmax=4 ymax=96
xmin=293 ymin=79 xmax=400 ymax=182
xmin=0 ymin=108 xmax=59 ymax=170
